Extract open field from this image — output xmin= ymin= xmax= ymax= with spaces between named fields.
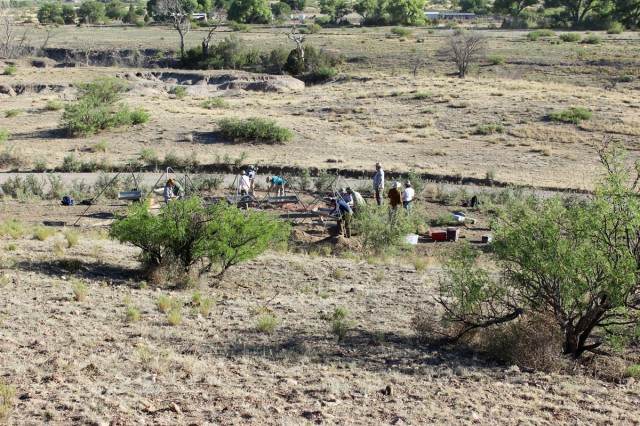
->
xmin=2 ymin=21 xmax=640 ymax=424
xmin=1 ymin=198 xmax=640 ymax=424
xmin=1 ymin=26 xmax=639 ymax=189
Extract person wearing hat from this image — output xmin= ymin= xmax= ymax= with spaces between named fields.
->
xmin=373 ymin=162 xmax=385 ymax=206
xmin=267 ymin=175 xmax=285 ymax=196
xmin=340 ymin=187 xmax=352 ymax=205
xmin=388 ymin=182 xmax=403 ymax=222
xmin=402 ymin=180 xmax=415 ymax=215
xmin=329 ymin=197 xmax=353 ymax=238
xmin=238 ymin=172 xmax=251 ymax=196
xmin=346 ymin=187 xmax=366 ymax=213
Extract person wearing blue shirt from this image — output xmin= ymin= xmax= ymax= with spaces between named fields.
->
xmin=330 ymin=198 xmax=353 ymax=238
xmin=267 ymin=176 xmax=285 ymax=196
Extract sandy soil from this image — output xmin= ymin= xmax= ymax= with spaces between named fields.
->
xmin=0 ymin=199 xmax=639 ymax=425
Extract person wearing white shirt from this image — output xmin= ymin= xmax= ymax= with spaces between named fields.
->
xmin=402 ymin=180 xmax=415 ymax=215
xmin=238 ymin=174 xmax=251 ymax=195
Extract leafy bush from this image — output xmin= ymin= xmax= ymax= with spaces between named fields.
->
xmin=110 ymin=196 xmax=291 ymax=279
xmin=201 ymin=97 xmax=228 ymax=109
xmin=302 ymin=23 xmax=322 ymax=34
xmin=125 ymin=306 xmax=141 ymax=322
xmin=625 ymin=364 xmax=640 ymax=378
xmin=487 ymin=55 xmax=505 ymax=65
xmin=60 ymin=77 xmax=149 ymax=137
xmin=228 ymin=20 xmax=251 ymax=32
xmin=437 ymin=147 xmax=640 ymax=358
xmin=61 ymin=154 xmax=81 ymax=172
xmin=548 ymin=108 xmax=592 ymax=124
xmin=170 ymin=86 xmax=187 ymax=98
xmin=217 ymin=117 xmax=293 ymax=143
xmin=582 ymin=34 xmax=602 ymax=44
xmin=560 ymin=33 xmax=581 ymax=42
xmin=0 ymin=129 xmax=10 ymax=144
xmin=390 ymin=27 xmax=412 ymax=37
xmin=607 ymin=22 xmax=624 ymax=34
xmin=45 ymin=100 xmax=64 ymax=111
xmin=352 ymin=205 xmax=415 ymax=254
xmin=5 ymin=109 xmax=20 ymax=118
xmin=474 ymin=124 xmax=504 ymax=135
xmin=303 ymin=65 xmax=337 ymax=84
xmin=3 ymin=65 xmax=17 ymax=76
xmin=283 ymin=44 xmax=338 ymax=77
xmin=527 ymin=29 xmax=554 ymax=40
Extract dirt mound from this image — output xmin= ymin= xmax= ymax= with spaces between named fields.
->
xmin=122 ymin=70 xmax=304 ymax=94
xmin=332 ymin=235 xmax=363 ymax=253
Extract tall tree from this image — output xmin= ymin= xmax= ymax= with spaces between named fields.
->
xmin=385 ymin=0 xmax=425 ymax=25
xmin=152 ymin=0 xmax=197 ymax=59
xmin=77 ymin=0 xmax=106 ymax=24
xmin=492 ymin=0 xmax=538 ymax=17
xmin=612 ymin=0 xmax=640 ymax=27
xmin=227 ymin=0 xmax=272 ymax=23
xmin=544 ymin=0 xmax=601 ymax=23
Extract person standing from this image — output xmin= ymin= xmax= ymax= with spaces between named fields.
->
xmin=238 ymin=173 xmax=251 ymax=196
xmin=402 ymin=180 xmax=415 ymax=215
xmin=373 ymin=162 xmax=384 ymax=206
xmin=246 ymin=165 xmax=258 ymax=195
xmin=330 ymin=197 xmax=353 ymax=238
xmin=388 ymin=182 xmax=402 ymax=223
xmin=267 ymin=175 xmax=285 ymax=196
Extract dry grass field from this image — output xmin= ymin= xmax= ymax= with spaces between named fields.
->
xmin=2 ymin=21 xmax=640 ymax=425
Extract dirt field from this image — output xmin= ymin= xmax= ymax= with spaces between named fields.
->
xmin=1 ymin=27 xmax=639 ymax=190
xmin=1 ymin=199 xmax=640 ymax=425
xmin=2 ymin=21 xmax=640 ymax=424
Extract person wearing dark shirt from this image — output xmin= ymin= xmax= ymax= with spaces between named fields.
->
xmin=330 ymin=198 xmax=353 ymax=238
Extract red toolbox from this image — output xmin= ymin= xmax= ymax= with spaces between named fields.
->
xmin=429 ymin=230 xmax=447 ymax=241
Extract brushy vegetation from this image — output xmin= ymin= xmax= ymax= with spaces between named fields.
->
xmin=548 ymin=107 xmax=592 ymax=124
xmin=435 ymin=146 xmax=640 ymax=359
xmin=125 ymin=306 xmax=141 ymax=322
xmin=3 ymin=65 xmax=17 ymax=76
xmin=217 ymin=117 xmax=293 ymax=144
xmin=582 ymin=34 xmax=602 ymax=44
xmin=607 ymin=22 xmax=624 ymax=34
xmin=0 ymin=129 xmax=10 ymax=145
xmin=487 ymin=55 xmax=505 ymax=65
xmin=390 ymin=27 xmax=412 ymax=37
xmin=110 ymin=197 xmax=291 ymax=282
xmin=331 ymin=307 xmax=353 ymax=342
xmin=256 ymin=313 xmax=277 ymax=334
xmin=353 ymin=205 xmax=417 ymax=255
xmin=474 ymin=124 xmax=504 ymax=135
xmin=60 ymin=77 xmax=150 ymax=137
xmin=201 ymin=96 xmax=228 ymax=109
xmin=0 ymin=379 xmax=15 ymax=421
xmin=527 ymin=29 xmax=554 ymax=40
xmin=72 ymin=281 xmax=88 ymax=302
xmin=560 ymin=33 xmax=582 ymax=42
xmin=5 ymin=109 xmax=20 ymax=118
xmin=44 ymin=100 xmax=64 ymax=111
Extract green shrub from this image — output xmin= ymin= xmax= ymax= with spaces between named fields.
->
xmin=625 ymin=364 xmax=640 ymax=378
xmin=125 ymin=306 xmax=141 ymax=322
xmin=474 ymin=124 xmax=504 ymax=135
xmin=60 ymin=77 xmax=148 ymax=137
xmin=61 ymin=154 xmax=81 ymax=172
xmin=303 ymin=23 xmax=322 ymax=34
xmin=90 ymin=139 xmax=109 ymax=153
xmin=3 ymin=65 xmax=17 ymax=76
xmin=217 ymin=117 xmax=293 ymax=144
xmin=33 ymin=226 xmax=56 ymax=241
xmin=256 ymin=313 xmax=277 ymax=333
xmin=548 ymin=108 xmax=592 ymax=124
xmin=487 ymin=55 xmax=505 ymax=65
xmin=607 ymin=22 xmax=624 ymax=34
xmin=560 ymin=33 xmax=581 ymax=42
xmin=0 ymin=129 xmax=10 ymax=144
xmin=352 ymin=205 xmax=415 ymax=255
xmin=331 ymin=307 xmax=352 ymax=342
xmin=140 ymin=147 xmax=158 ymax=164
xmin=72 ymin=281 xmax=88 ymax=301
xmin=170 ymin=86 xmax=187 ymax=98
xmin=527 ymin=29 xmax=554 ymax=40
xmin=303 ymin=65 xmax=336 ymax=84
xmin=201 ymin=97 xmax=228 ymax=109
xmin=156 ymin=295 xmax=175 ymax=312
xmin=45 ymin=100 xmax=64 ymax=111
xmin=63 ymin=229 xmax=79 ymax=247
xmin=391 ymin=27 xmax=412 ymax=37
xmin=110 ymin=196 xmax=291 ymax=278
xmin=228 ymin=21 xmax=251 ymax=32
xmin=5 ymin=109 xmax=20 ymax=118
xmin=167 ymin=308 xmax=182 ymax=325
xmin=582 ymin=34 xmax=602 ymax=44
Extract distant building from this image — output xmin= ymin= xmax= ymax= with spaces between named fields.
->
xmin=439 ymin=12 xmax=476 ymax=20
xmin=424 ymin=12 xmax=440 ymax=20
xmin=192 ymin=13 xmax=208 ymax=21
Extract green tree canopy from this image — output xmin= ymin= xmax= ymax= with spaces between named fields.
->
xmin=544 ymin=0 xmax=601 ymax=23
xmin=319 ymin=0 xmax=351 ymax=22
xmin=227 ymin=0 xmax=272 ymax=23
xmin=105 ymin=0 xmax=127 ymax=20
xmin=77 ymin=0 xmax=106 ymax=24
xmin=385 ymin=0 xmax=425 ymax=25
xmin=62 ymin=4 xmax=77 ymax=24
xmin=37 ymin=2 xmax=62 ymax=23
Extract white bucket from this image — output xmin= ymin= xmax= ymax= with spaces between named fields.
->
xmin=405 ymin=234 xmax=419 ymax=245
